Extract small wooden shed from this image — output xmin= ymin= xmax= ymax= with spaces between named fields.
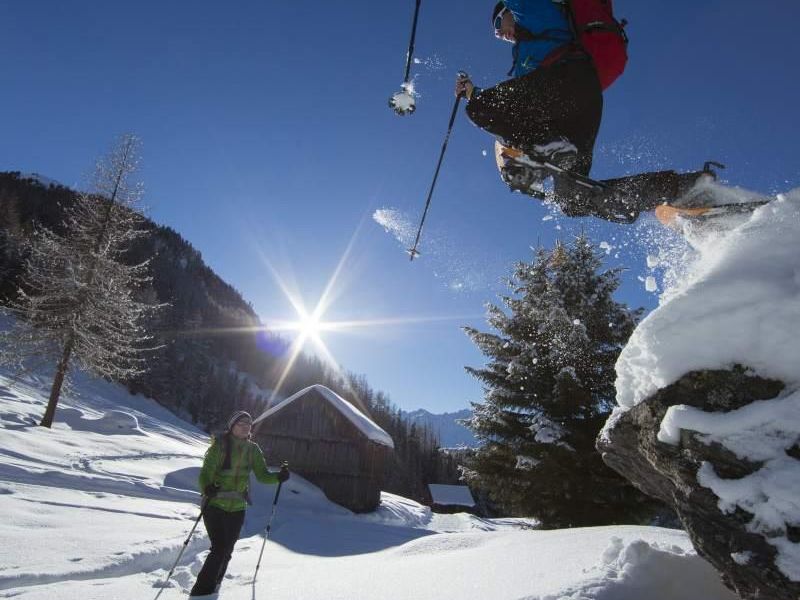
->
xmin=428 ymin=484 xmax=477 ymax=514
xmin=252 ymin=384 xmax=394 ymax=512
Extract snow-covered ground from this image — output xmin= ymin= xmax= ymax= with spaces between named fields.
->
xmin=612 ymin=186 xmax=800 ymax=583
xmin=617 ymin=185 xmax=800 ymax=409
xmin=0 ymin=366 xmax=738 ymax=599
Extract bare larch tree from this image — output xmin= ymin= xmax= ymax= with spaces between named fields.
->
xmin=0 ymin=134 xmax=160 ymax=427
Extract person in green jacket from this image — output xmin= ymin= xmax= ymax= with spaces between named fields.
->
xmin=190 ymin=410 xmax=289 ymax=597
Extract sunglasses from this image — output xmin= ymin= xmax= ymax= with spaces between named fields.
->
xmin=494 ymin=7 xmax=508 ymax=31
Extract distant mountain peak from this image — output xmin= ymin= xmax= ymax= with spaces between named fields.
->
xmin=402 ymin=408 xmax=477 ymax=448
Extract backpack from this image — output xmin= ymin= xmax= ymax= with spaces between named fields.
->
xmin=566 ymin=0 xmax=628 ymax=89
xmin=541 ymin=0 xmax=628 ymax=90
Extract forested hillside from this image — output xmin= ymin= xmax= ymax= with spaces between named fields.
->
xmin=0 ymin=171 xmax=450 ymax=503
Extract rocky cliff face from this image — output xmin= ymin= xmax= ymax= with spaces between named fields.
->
xmin=598 ymin=366 xmax=799 ymax=600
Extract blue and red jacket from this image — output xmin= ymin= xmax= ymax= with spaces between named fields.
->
xmin=504 ymin=0 xmax=573 ymax=77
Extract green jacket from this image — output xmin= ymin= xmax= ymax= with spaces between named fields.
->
xmin=198 ymin=434 xmax=279 ymax=512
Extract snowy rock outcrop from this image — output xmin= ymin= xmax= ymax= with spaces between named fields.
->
xmin=598 ymin=368 xmax=797 ymax=599
xmin=599 ymin=190 xmax=800 ymax=600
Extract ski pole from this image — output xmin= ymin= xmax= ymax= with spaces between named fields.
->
xmin=407 ymin=72 xmax=467 ymax=261
xmin=389 ymin=0 xmax=422 ymax=115
xmin=153 ymin=497 xmax=208 ymax=600
xmin=253 ymin=462 xmax=288 ymax=583
xmin=403 ymin=0 xmax=422 ymax=85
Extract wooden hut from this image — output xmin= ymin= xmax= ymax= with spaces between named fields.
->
xmin=252 ymin=384 xmax=394 ymax=512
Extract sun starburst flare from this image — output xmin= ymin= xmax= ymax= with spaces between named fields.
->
xmin=176 ymin=219 xmax=480 ymax=409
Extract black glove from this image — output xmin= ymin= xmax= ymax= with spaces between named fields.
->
xmin=203 ymin=483 xmax=220 ymax=498
xmin=277 ymin=465 xmax=290 ymax=483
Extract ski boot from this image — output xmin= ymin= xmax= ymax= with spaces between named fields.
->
xmin=494 ymin=140 xmax=578 ymax=197
xmin=502 ymin=161 xmax=548 ymax=196
xmin=529 ymin=139 xmax=579 ymax=171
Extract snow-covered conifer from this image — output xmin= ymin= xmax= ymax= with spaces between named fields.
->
xmin=462 ymin=235 xmax=659 ymax=526
xmin=0 ymin=135 xmax=161 ymax=428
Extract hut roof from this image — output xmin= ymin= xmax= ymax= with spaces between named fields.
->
xmin=428 ymin=484 xmax=475 ymax=507
xmin=254 ymin=384 xmax=395 ymax=449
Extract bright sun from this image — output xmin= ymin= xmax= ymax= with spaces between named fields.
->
xmin=296 ymin=311 xmax=322 ymax=339
xmin=252 ymin=222 xmax=478 ymax=407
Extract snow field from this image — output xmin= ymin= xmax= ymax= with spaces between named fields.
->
xmin=0 ymin=366 xmax=737 ymax=599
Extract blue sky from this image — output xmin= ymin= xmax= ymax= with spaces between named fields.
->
xmin=2 ymin=1 xmax=799 ymax=413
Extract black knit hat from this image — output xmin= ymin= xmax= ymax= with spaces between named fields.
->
xmin=492 ymin=2 xmax=506 ymax=24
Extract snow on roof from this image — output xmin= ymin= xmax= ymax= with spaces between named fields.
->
xmin=428 ymin=484 xmax=475 ymax=507
xmin=254 ymin=384 xmax=395 ymax=449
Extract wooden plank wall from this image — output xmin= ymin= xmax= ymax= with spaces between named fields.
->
xmin=254 ymin=389 xmax=392 ymax=512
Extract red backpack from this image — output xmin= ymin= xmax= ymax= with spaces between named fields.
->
xmin=567 ymin=0 xmax=628 ymax=89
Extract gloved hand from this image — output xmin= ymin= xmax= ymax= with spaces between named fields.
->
xmin=454 ymin=77 xmax=475 ymax=100
xmin=277 ymin=464 xmax=290 ymax=483
xmin=203 ymin=483 xmax=220 ymax=498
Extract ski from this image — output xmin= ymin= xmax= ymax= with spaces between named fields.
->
xmin=655 ymin=199 xmax=771 ymax=229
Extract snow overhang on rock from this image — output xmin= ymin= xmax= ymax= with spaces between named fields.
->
xmin=254 ymin=384 xmax=395 ymax=449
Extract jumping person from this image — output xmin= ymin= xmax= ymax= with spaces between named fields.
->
xmin=457 ymin=1 xmax=707 ymax=223
xmin=189 ymin=411 xmax=290 ymax=597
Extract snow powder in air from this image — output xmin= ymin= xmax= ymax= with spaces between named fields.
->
xmin=372 ymin=208 xmax=499 ymax=294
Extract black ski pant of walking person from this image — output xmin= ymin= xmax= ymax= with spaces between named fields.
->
xmin=190 ymin=505 xmax=245 ymax=596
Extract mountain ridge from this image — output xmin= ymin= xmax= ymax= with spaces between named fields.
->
xmin=402 ymin=407 xmax=478 ymax=448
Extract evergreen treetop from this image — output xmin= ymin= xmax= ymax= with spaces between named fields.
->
xmin=462 ymin=235 xmax=658 ymax=526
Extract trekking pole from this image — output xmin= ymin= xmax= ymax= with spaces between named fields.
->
xmin=253 ymin=462 xmax=288 ymax=583
xmin=402 ymin=0 xmax=421 ymax=85
xmin=153 ymin=497 xmax=208 ymax=600
xmin=407 ymin=71 xmax=468 ymax=261
xmin=389 ymin=0 xmax=422 ymax=115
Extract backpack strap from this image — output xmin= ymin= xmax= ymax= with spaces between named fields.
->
xmin=210 ymin=433 xmax=232 ymax=486
xmin=508 ymin=23 xmax=575 ymax=76
xmin=514 ymin=25 xmax=572 ymax=43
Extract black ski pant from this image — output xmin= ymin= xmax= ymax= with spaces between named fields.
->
xmin=556 ymin=170 xmax=706 ymax=223
xmin=190 ymin=505 xmax=245 ymax=596
xmin=466 ymin=56 xmax=602 ymax=177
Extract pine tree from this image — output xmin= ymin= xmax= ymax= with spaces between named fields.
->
xmin=0 ymin=135 xmax=161 ymax=427
xmin=462 ymin=235 xmax=658 ymax=527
